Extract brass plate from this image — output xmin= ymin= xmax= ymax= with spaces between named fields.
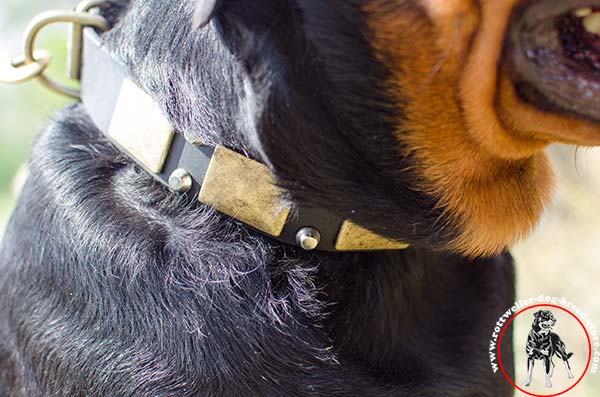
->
xmin=335 ymin=220 xmax=409 ymax=251
xmin=198 ymin=146 xmax=291 ymax=237
xmin=108 ymin=80 xmax=174 ymax=173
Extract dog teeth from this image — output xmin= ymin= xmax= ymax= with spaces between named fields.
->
xmin=575 ymin=7 xmax=593 ymax=18
xmin=583 ymin=12 xmax=600 ymax=35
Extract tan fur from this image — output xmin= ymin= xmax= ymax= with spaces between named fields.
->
xmin=364 ymin=0 xmax=567 ymax=257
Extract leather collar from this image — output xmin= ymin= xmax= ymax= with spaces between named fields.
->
xmin=79 ymin=26 xmax=409 ymax=253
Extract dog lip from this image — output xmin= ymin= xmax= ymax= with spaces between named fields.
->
xmin=504 ymin=0 xmax=600 ymax=126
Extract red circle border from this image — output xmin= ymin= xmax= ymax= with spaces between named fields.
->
xmin=497 ymin=303 xmax=592 ymax=397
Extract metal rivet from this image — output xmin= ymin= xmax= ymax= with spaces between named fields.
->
xmin=169 ymin=168 xmax=192 ymax=193
xmin=184 ymin=131 xmax=203 ymax=146
xmin=295 ymin=227 xmax=321 ymax=251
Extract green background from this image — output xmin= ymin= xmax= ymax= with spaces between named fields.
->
xmin=0 ymin=0 xmax=72 ymax=234
xmin=1 ymin=1 xmax=599 ymax=395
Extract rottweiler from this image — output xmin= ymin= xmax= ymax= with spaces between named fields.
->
xmin=2 ymin=0 xmax=600 ymax=396
xmin=524 ymin=310 xmax=575 ymax=388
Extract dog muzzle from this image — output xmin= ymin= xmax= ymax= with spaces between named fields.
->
xmin=0 ymin=0 xmax=410 ymax=253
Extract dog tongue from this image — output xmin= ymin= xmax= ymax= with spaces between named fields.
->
xmin=192 ymin=0 xmax=223 ymax=30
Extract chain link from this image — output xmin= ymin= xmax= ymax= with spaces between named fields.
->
xmin=1 ymin=50 xmax=51 ymax=85
xmin=0 ymin=1 xmax=109 ymax=99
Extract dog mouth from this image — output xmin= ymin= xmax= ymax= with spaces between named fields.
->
xmin=505 ymin=0 xmax=600 ymax=124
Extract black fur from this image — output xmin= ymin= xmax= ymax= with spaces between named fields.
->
xmin=0 ymin=1 xmax=515 ymax=395
xmin=105 ymin=0 xmax=459 ymax=248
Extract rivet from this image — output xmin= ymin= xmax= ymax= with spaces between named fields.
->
xmin=169 ymin=168 xmax=192 ymax=193
xmin=184 ymin=131 xmax=203 ymax=146
xmin=295 ymin=227 xmax=322 ymax=251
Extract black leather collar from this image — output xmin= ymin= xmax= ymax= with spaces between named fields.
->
xmin=79 ymin=26 xmax=409 ymax=253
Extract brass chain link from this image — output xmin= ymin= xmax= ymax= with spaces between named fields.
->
xmin=0 ymin=0 xmax=109 ymax=99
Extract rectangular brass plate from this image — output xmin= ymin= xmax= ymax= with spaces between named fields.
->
xmin=335 ymin=220 xmax=410 ymax=251
xmin=108 ymin=80 xmax=174 ymax=173
xmin=198 ymin=146 xmax=291 ymax=237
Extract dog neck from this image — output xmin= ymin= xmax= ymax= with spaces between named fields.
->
xmin=80 ymin=27 xmax=410 ymax=254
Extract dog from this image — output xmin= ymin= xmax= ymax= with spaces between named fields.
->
xmin=2 ymin=0 xmax=600 ymax=395
xmin=523 ymin=310 xmax=575 ymax=388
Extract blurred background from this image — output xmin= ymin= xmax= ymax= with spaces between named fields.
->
xmin=0 ymin=1 xmax=599 ymax=395
xmin=0 ymin=0 xmax=71 ymax=235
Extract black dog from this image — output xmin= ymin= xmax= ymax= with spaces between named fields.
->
xmin=524 ymin=310 xmax=574 ymax=388
xmin=3 ymin=0 xmax=600 ymax=395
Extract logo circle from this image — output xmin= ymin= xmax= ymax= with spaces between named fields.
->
xmin=497 ymin=304 xmax=592 ymax=397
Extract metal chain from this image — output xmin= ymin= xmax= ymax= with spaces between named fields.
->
xmin=0 ymin=1 xmax=109 ymax=99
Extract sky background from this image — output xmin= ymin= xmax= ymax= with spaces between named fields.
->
xmin=0 ymin=1 xmax=599 ymax=395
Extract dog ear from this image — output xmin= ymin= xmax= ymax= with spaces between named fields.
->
xmin=534 ymin=310 xmax=542 ymax=319
xmin=192 ymin=0 xmax=224 ymax=30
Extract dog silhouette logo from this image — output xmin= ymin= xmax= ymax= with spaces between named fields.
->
xmin=524 ymin=310 xmax=575 ymax=388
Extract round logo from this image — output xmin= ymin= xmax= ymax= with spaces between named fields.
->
xmin=497 ymin=304 xmax=592 ymax=396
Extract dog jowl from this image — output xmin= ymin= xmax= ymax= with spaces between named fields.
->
xmin=524 ymin=310 xmax=575 ymax=388
xmin=2 ymin=0 xmax=600 ymax=396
